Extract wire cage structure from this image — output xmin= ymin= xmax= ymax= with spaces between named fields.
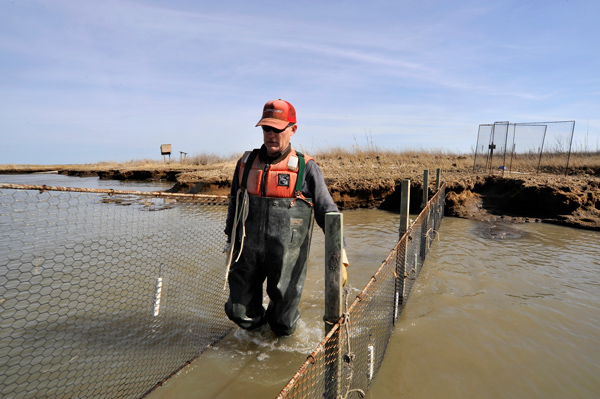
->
xmin=473 ymin=121 xmax=575 ymax=175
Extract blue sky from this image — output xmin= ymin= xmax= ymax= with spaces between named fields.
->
xmin=1 ymin=0 xmax=599 ymax=165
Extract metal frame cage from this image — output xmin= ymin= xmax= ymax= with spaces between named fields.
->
xmin=473 ymin=120 xmax=576 ymax=175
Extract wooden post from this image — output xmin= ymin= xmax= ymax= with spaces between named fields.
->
xmin=436 ymin=168 xmax=442 ymax=191
xmin=324 ymin=212 xmax=343 ymax=333
xmin=324 ymin=212 xmax=343 ymax=399
xmin=421 ymin=169 xmax=429 ymax=210
xmin=399 ymin=179 xmax=410 ymax=238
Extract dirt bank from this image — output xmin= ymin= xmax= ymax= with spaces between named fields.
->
xmin=161 ymin=155 xmax=600 ymax=231
xmin=444 ymin=174 xmax=600 ymax=230
xmin=5 ymin=154 xmax=599 ymax=231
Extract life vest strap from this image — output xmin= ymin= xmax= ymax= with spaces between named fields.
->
xmin=295 ymin=151 xmax=305 ymax=194
xmin=241 ymin=149 xmax=260 ymax=189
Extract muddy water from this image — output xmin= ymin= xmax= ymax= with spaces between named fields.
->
xmin=0 ymin=173 xmax=174 ymax=191
xmin=148 ymin=213 xmax=600 ymax=399
xmin=368 ymin=217 xmax=600 ymax=399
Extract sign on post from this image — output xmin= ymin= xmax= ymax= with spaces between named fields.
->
xmin=160 ymin=144 xmax=172 ymax=162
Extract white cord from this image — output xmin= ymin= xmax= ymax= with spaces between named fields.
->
xmin=223 ymin=188 xmax=250 ymax=290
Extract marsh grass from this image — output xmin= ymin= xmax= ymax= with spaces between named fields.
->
xmin=479 ymin=150 xmax=600 ymax=175
xmin=0 ymin=164 xmax=64 ymax=173
xmin=182 ymin=152 xmax=239 ymax=165
xmin=314 ymin=146 xmax=473 ymax=172
xmin=1 ymin=148 xmax=597 ymax=177
xmin=0 ymin=153 xmax=238 ymax=173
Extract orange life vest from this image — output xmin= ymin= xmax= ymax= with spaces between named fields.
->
xmin=239 ymin=148 xmax=314 ymax=198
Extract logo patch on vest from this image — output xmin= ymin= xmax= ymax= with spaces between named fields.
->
xmin=278 ymin=173 xmax=290 ymax=187
xmin=290 ymin=218 xmax=303 ymax=227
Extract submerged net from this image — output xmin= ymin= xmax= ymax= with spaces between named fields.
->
xmin=0 ymin=184 xmax=232 ymax=399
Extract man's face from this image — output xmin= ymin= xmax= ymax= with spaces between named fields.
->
xmin=262 ymin=123 xmax=297 ymax=157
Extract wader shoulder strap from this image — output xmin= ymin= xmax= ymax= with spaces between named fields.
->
xmin=295 ymin=151 xmax=306 ymax=193
xmin=240 ymin=149 xmax=260 ymax=189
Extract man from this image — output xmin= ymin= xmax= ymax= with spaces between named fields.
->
xmin=224 ymin=99 xmax=347 ymax=336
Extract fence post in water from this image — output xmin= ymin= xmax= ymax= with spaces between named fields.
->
xmin=420 ymin=170 xmax=431 ymax=264
xmin=421 ymin=169 xmax=429 ymax=209
xmin=399 ymin=179 xmax=410 ymax=238
xmin=434 ymin=169 xmax=443 ymax=227
xmin=395 ymin=179 xmax=410 ymax=324
xmin=324 ymin=212 xmax=343 ymax=399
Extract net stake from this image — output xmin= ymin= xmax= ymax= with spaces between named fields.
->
xmin=324 ymin=212 xmax=343 ymax=399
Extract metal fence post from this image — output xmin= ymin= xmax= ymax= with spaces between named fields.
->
xmin=420 ymin=170 xmax=430 ymax=266
xmin=399 ymin=179 xmax=410 ymax=238
xmin=421 ymin=169 xmax=429 ymax=209
xmin=395 ymin=179 xmax=410 ymax=324
xmin=324 ymin=212 xmax=343 ymax=399
xmin=433 ymin=168 xmax=442 ymax=230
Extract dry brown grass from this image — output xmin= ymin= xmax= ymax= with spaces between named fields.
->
xmin=182 ymin=153 xmax=239 ymax=166
xmin=476 ymin=151 xmax=600 ymax=175
xmin=1 ymin=148 xmax=597 ymax=180
xmin=0 ymin=153 xmax=239 ymax=174
xmin=315 ymin=145 xmax=470 ymax=166
xmin=313 ymin=146 xmax=473 ymax=184
xmin=0 ymin=164 xmax=65 ymax=173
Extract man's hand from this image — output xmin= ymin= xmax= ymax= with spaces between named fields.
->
xmin=341 ymin=248 xmax=349 ymax=287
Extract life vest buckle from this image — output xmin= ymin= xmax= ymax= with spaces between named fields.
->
xmin=287 ymin=155 xmax=299 ymax=171
xmin=290 ymin=192 xmax=313 ymax=208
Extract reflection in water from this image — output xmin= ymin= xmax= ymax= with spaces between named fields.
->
xmin=0 ymin=173 xmax=174 ymax=191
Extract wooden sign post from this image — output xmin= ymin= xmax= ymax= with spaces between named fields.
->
xmin=160 ymin=144 xmax=172 ymax=162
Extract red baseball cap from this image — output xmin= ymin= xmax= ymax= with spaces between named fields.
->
xmin=255 ymin=99 xmax=296 ymax=129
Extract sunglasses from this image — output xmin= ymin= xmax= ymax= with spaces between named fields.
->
xmin=262 ymin=123 xmax=294 ymax=134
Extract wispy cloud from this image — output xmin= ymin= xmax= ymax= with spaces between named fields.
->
xmin=1 ymin=0 xmax=599 ymax=164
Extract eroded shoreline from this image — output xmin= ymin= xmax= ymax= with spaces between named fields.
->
xmin=3 ymin=161 xmax=600 ymax=231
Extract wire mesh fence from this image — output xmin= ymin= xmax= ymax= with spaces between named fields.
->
xmin=473 ymin=120 xmax=576 ymax=175
xmin=0 ymin=184 xmax=232 ymax=399
xmin=276 ymin=183 xmax=446 ymax=399
xmin=1 ymin=180 xmax=445 ymax=399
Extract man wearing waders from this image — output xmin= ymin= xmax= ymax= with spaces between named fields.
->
xmin=224 ymin=99 xmax=348 ymax=336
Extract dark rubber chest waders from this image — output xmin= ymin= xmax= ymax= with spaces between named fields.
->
xmin=225 ymin=150 xmax=315 ymax=336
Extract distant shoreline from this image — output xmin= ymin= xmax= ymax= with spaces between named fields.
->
xmin=2 ymin=150 xmax=599 ymax=231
